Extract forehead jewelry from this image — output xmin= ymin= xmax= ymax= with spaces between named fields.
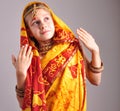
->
xmin=32 ymin=4 xmax=37 ymax=18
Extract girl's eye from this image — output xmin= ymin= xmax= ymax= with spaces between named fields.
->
xmin=44 ymin=17 xmax=49 ymax=21
xmin=32 ymin=20 xmax=40 ymax=26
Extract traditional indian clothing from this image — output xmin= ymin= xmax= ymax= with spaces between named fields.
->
xmin=20 ymin=1 xmax=86 ymax=111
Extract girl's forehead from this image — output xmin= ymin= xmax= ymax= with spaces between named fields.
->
xmin=23 ymin=3 xmax=50 ymax=19
xmin=27 ymin=8 xmax=50 ymax=19
xmin=33 ymin=7 xmax=49 ymax=17
xmin=25 ymin=8 xmax=51 ymax=23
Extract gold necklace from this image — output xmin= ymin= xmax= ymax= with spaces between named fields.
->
xmin=39 ymin=39 xmax=54 ymax=55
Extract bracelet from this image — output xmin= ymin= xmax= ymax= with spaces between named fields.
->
xmin=15 ymin=85 xmax=24 ymax=98
xmin=88 ymin=62 xmax=104 ymax=73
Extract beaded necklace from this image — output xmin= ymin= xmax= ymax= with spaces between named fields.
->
xmin=38 ymin=38 xmax=54 ymax=55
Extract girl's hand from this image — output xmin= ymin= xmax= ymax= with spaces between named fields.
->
xmin=77 ymin=28 xmax=99 ymax=53
xmin=12 ymin=44 xmax=33 ymax=88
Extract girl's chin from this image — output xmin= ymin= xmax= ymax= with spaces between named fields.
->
xmin=39 ymin=37 xmax=53 ymax=41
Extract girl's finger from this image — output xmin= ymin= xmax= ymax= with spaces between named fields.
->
xmin=21 ymin=44 xmax=29 ymax=56
xmin=29 ymin=52 xmax=33 ymax=60
xmin=26 ymin=46 xmax=32 ymax=57
xmin=11 ymin=55 xmax=16 ymax=67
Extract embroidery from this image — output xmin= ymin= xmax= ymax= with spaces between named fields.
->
xmin=53 ymin=29 xmax=75 ymax=43
xmin=43 ymin=42 xmax=78 ymax=92
xmin=69 ymin=64 xmax=78 ymax=78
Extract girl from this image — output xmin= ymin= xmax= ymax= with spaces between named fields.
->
xmin=12 ymin=1 xmax=104 ymax=111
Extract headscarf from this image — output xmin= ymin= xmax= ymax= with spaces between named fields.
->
xmin=20 ymin=1 xmax=86 ymax=111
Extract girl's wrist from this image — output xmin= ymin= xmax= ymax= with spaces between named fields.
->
xmin=15 ymin=85 xmax=24 ymax=98
xmin=92 ymin=46 xmax=100 ymax=55
xmin=16 ymin=72 xmax=26 ymax=89
xmin=91 ymin=47 xmax=102 ymax=68
xmin=16 ymin=80 xmax=25 ymax=89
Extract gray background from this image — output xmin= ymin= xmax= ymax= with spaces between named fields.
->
xmin=0 ymin=0 xmax=120 ymax=111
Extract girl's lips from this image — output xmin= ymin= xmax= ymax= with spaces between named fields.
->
xmin=41 ymin=30 xmax=50 ymax=34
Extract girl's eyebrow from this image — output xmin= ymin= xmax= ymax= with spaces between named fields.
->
xmin=29 ymin=17 xmax=38 ymax=26
xmin=30 ymin=13 xmax=51 ymax=23
xmin=31 ymin=17 xmax=38 ymax=21
xmin=30 ymin=17 xmax=39 ymax=24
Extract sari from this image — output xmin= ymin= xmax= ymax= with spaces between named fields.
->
xmin=20 ymin=1 xmax=86 ymax=111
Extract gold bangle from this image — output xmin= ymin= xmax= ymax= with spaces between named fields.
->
xmin=15 ymin=85 xmax=24 ymax=98
xmin=88 ymin=62 xmax=104 ymax=73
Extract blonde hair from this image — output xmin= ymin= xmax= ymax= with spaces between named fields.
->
xmin=23 ymin=2 xmax=50 ymax=19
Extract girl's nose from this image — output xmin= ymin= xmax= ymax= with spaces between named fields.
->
xmin=40 ymin=23 xmax=47 ymax=30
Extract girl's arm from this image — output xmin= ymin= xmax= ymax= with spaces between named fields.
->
xmin=12 ymin=44 xmax=33 ymax=108
xmin=77 ymin=28 xmax=104 ymax=85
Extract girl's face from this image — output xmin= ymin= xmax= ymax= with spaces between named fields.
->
xmin=25 ymin=8 xmax=55 ymax=42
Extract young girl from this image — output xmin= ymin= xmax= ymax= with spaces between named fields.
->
xmin=12 ymin=1 xmax=104 ymax=111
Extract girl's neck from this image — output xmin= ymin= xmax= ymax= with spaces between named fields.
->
xmin=38 ymin=38 xmax=54 ymax=55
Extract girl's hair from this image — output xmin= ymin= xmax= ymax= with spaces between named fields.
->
xmin=23 ymin=2 xmax=50 ymax=19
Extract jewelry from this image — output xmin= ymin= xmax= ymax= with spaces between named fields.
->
xmin=32 ymin=4 xmax=37 ymax=18
xmin=39 ymin=39 xmax=54 ymax=55
xmin=15 ymin=85 xmax=24 ymax=98
xmin=88 ymin=62 xmax=104 ymax=73
xmin=23 ymin=3 xmax=49 ymax=19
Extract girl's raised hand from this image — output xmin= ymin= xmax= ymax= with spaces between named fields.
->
xmin=77 ymin=28 xmax=99 ymax=53
xmin=12 ymin=44 xmax=33 ymax=77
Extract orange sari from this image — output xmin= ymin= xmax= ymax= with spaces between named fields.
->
xmin=20 ymin=1 xmax=86 ymax=111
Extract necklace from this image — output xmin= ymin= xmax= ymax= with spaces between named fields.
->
xmin=39 ymin=39 xmax=54 ymax=55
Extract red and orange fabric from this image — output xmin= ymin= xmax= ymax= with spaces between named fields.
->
xmin=20 ymin=1 xmax=86 ymax=111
